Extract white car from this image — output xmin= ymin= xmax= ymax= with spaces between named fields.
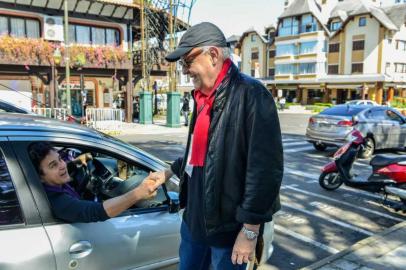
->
xmin=345 ymin=100 xmax=378 ymax=106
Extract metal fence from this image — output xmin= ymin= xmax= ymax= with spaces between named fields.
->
xmin=85 ymin=108 xmax=124 ymax=131
xmin=32 ymin=107 xmax=68 ymax=120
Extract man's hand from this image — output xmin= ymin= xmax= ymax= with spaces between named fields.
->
xmin=231 ymin=225 xmax=259 ymax=265
xmin=149 ymin=169 xmax=173 ymax=186
xmin=134 ymin=173 xmax=160 ymax=200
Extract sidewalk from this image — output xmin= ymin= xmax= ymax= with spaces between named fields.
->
xmin=278 ymin=105 xmax=314 ymax=114
xmin=110 ymin=119 xmax=189 ymax=136
xmin=301 ymin=221 xmax=406 ymax=270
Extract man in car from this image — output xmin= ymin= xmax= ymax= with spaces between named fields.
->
xmin=150 ymin=22 xmax=283 ymax=269
xmin=29 ymin=142 xmax=159 ymax=223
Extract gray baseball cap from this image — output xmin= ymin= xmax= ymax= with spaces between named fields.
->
xmin=165 ymin=22 xmax=227 ymax=62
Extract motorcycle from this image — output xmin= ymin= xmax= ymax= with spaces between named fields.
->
xmin=319 ymin=129 xmax=406 ymax=211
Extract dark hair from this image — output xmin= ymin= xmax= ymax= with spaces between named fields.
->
xmin=29 ymin=142 xmax=56 ymax=175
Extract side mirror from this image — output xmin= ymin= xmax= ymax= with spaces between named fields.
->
xmin=167 ymin=191 xmax=180 ymax=213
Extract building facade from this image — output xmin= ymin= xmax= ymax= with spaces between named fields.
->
xmin=258 ymin=0 xmax=406 ymax=105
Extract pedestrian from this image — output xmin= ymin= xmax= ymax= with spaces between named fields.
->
xmin=182 ymin=93 xmax=190 ymax=126
xmin=279 ymin=96 xmax=286 ymax=111
xmin=150 ymin=22 xmax=283 ymax=270
xmin=133 ymin=96 xmax=140 ymax=122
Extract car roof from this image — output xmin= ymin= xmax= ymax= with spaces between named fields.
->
xmin=0 ymin=113 xmax=102 ymax=139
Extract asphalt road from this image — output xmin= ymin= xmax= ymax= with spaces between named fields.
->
xmin=116 ymin=113 xmax=406 ymax=270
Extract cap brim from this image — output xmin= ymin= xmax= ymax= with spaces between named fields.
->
xmin=165 ymin=47 xmax=193 ymax=62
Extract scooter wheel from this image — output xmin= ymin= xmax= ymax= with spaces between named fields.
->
xmin=319 ymin=172 xmax=343 ymax=190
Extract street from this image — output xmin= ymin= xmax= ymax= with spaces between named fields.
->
xmin=116 ymin=113 xmax=406 ymax=270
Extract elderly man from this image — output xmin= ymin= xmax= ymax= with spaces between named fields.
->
xmin=152 ymin=22 xmax=283 ymax=270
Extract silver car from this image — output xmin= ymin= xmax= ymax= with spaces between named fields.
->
xmin=306 ymin=105 xmax=406 ymax=158
xmin=0 ymin=114 xmax=274 ymax=269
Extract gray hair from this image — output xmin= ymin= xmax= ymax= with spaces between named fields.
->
xmin=201 ymin=46 xmax=231 ymax=60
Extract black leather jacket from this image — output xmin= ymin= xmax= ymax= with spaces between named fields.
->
xmin=171 ymin=63 xmax=283 ymax=236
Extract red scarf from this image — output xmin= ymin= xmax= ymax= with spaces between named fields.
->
xmin=189 ymin=59 xmax=232 ymax=166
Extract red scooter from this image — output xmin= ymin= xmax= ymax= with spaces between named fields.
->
xmin=319 ymin=129 xmax=406 ymax=211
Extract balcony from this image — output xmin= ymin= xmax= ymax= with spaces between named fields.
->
xmin=0 ymin=36 xmax=132 ymax=69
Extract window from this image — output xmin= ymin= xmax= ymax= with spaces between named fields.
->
xmin=69 ymin=24 xmax=120 ymax=46
xmin=251 ymin=35 xmax=256 ymax=42
xmin=351 ymin=63 xmax=363 ymax=74
xmin=269 ymin=50 xmax=275 ymax=58
xmin=353 ymin=40 xmax=365 ymax=50
xmin=0 ymin=15 xmax=40 ymax=38
xmin=329 ymin=43 xmax=340 ymax=53
xmin=395 ymin=63 xmax=406 ymax=73
xmin=299 ymin=63 xmax=316 ymax=74
xmin=30 ymin=145 xmax=168 ymax=218
xmin=251 ymin=70 xmax=255 ymax=77
xmin=0 ymin=150 xmax=23 ymax=225
xmin=268 ymin=68 xmax=275 ymax=77
xmin=396 ymin=40 xmax=406 ymax=51
xmin=328 ymin=65 xmax=339 ymax=74
xmin=276 ymin=64 xmax=297 ymax=75
xmin=359 ymin=17 xmax=367 ymax=27
xmin=299 ymin=41 xmax=317 ymax=54
xmin=385 ymin=110 xmax=403 ymax=123
xmin=300 ymin=14 xmax=317 ymax=33
xmin=251 ymin=51 xmax=259 ymax=60
xmin=276 ymin=44 xmax=297 ymax=56
xmin=367 ymin=109 xmax=386 ymax=120
xmin=278 ymin=17 xmax=299 ymax=37
xmin=330 ymin=21 xmax=342 ymax=31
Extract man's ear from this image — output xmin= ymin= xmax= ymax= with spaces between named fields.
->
xmin=209 ymin=47 xmax=220 ymax=66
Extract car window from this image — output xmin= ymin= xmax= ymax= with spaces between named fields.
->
xmin=320 ymin=106 xmax=366 ymax=116
xmin=0 ymin=150 xmax=24 ymax=225
xmin=385 ymin=110 xmax=403 ymax=123
xmin=29 ymin=144 xmax=168 ymax=215
xmin=367 ymin=109 xmax=386 ymax=120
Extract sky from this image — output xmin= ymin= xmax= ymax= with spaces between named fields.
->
xmin=189 ymin=0 xmax=395 ymax=38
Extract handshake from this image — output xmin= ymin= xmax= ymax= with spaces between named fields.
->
xmin=135 ymin=169 xmax=174 ymax=200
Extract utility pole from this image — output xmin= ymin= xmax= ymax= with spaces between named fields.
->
xmin=141 ymin=0 xmax=146 ymax=89
xmin=168 ymin=0 xmax=176 ymax=92
xmin=64 ymin=0 xmax=71 ymax=115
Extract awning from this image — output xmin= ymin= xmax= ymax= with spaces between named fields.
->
xmin=0 ymin=0 xmax=136 ymax=20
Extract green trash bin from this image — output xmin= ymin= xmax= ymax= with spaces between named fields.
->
xmin=166 ymin=92 xmax=181 ymax=128
xmin=139 ymin=91 xmax=152 ymax=124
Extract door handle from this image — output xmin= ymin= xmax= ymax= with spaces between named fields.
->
xmin=69 ymin=241 xmax=93 ymax=259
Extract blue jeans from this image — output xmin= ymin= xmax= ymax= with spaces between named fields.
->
xmin=179 ymin=222 xmax=247 ymax=270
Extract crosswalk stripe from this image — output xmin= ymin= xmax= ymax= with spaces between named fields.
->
xmin=282 ymin=204 xmax=374 ymax=236
xmin=284 ymin=168 xmax=385 ymax=200
xmin=283 ymin=185 xmax=404 ymax=222
xmin=284 ymin=145 xmax=314 ymax=153
xmin=283 ymin=141 xmax=311 ymax=147
xmin=275 ymin=224 xmax=339 ymax=254
xmin=282 ymin=138 xmax=298 ymax=143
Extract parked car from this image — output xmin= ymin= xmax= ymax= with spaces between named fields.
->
xmin=306 ymin=105 xmax=406 ymax=158
xmin=345 ymin=99 xmax=378 ymax=106
xmin=0 ymin=113 xmax=274 ymax=269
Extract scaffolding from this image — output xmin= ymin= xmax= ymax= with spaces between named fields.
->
xmin=137 ymin=0 xmax=196 ymax=91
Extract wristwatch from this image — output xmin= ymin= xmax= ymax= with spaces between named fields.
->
xmin=241 ymin=226 xmax=259 ymax=240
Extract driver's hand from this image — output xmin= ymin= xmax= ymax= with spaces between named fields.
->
xmin=135 ymin=174 xmax=160 ymax=200
xmin=76 ymin=153 xmax=93 ymax=166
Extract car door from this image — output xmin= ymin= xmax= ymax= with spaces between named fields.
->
xmin=383 ymin=109 xmax=405 ymax=148
xmin=12 ymin=138 xmax=181 ymax=270
xmin=0 ymin=140 xmax=55 ymax=270
xmin=364 ymin=108 xmax=388 ymax=149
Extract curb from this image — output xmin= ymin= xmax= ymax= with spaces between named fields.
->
xmin=300 ymin=221 xmax=406 ymax=270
